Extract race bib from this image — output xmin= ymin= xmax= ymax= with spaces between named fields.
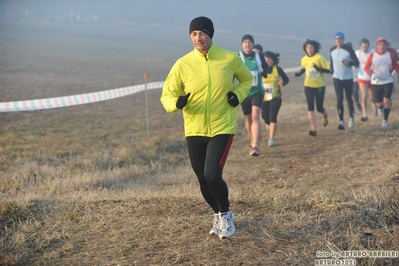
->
xmin=263 ymin=83 xmax=275 ymax=101
xmin=251 ymin=71 xmax=258 ymax=86
xmin=307 ymin=67 xmax=320 ymax=79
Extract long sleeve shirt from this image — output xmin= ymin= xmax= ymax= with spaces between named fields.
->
xmin=364 ymin=50 xmax=399 ymax=85
xmin=330 ymin=44 xmax=359 ymax=80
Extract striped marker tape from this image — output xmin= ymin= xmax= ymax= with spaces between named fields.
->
xmin=0 ymin=65 xmax=303 ymax=113
xmin=0 ymin=81 xmax=164 ymax=112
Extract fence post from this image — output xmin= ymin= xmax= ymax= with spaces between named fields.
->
xmin=144 ymin=72 xmax=149 ymax=135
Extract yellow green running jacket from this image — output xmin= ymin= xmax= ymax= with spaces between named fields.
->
xmin=161 ymin=43 xmax=252 ymax=137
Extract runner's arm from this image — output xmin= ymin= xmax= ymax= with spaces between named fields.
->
xmin=277 ymin=67 xmax=289 ymax=86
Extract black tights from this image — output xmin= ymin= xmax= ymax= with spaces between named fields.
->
xmin=333 ymin=78 xmax=354 ymax=120
xmin=186 ymin=134 xmax=233 ymax=213
xmin=304 ymin=86 xmax=326 ymax=113
xmin=261 ymin=97 xmax=282 ymax=124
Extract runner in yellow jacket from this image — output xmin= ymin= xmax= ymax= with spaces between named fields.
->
xmin=161 ymin=40 xmax=252 ymax=137
xmin=161 ymin=16 xmax=252 ymax=240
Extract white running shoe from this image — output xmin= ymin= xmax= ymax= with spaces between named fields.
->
xmin=265 ymin=124 xmax=270 ymax=132
xmin=268 ymin=139 xmax=276 ymax=146
xmin=209 ymin=213 xmax=220 ymax=235
xmin=219 ymin=211 xmax=236 ymax=239
xmin=249 ymin=145 xmax=260 ymax=156
xmin=348 ymin=117 xmax=355 ymax=128
xmin=382 ymin=120 xmax=388 ymax=128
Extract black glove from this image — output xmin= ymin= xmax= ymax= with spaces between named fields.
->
xmin=227 ymin=91 xmax=239 ymax=107
xmin=312 ymin=63 xmax=321 ymax=72
xmin=294 ymin=72 xmax=301 ymax=77
xmin=176 ymin=93 xmax=191 ymax=109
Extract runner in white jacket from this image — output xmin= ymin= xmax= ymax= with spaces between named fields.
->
xmin=364 ymin=38 xmax=399 ymax=127
xmin=355 ymin=38 xmax=375 ymax=121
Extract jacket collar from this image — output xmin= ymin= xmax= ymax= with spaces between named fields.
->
xmin=193 ymin=43 xmax=215 ymax=59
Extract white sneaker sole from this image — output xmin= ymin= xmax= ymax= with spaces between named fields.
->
xmin=219 ymin=225 xmax=235 ymax=239
xmin=209 ymin=229 xmax=218 ymax=235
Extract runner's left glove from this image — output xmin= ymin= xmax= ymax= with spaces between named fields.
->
xmin=227 ymin=91 xmax=239 ymax=107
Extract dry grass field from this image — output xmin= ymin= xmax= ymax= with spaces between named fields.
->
xmin=1 ymin=20 xmax=399 ymax=266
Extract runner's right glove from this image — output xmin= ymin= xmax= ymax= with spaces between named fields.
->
xmin=176 ymin=93 xmax=191 ymax=109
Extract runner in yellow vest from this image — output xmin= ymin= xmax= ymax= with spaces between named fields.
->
xmin=261 ymin=51 xmax=289 ymax=146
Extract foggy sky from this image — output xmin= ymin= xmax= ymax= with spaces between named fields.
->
xmin=1 ymin=0 xmax=398 ymax=57
xmin=0 ymin=0 xmax=399 ymax=45
xmin=1 ymin=0 xmax=398 ymax=46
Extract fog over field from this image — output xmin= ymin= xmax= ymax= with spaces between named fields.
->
xmin=0 ymin=0 xmax=398 ymax=100
xmin=1 ymin=0 xmax=398 ymax=51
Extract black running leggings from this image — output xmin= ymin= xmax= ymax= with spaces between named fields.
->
xmin=186 ymin=134 xmax=234 ymax=214
xmin=333 ymin=78 xmax=354 ymax=120
xmin=304 ymin=86 xmax=326 ymax=113
xmin=261 ymin=97 xmax=282 ymax=124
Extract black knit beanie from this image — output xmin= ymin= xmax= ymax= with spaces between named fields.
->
xmin=242 ymin=34 xmax=254 ymax=44
xmin=189 ymin=16 xmax=214 ymax=39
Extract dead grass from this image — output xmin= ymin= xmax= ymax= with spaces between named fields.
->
xmin=1 ymin=21 xmax=399 ymax=265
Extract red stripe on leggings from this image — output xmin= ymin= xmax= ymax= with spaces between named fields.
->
xmin=220 ymin=135 xmax=234 ymax=169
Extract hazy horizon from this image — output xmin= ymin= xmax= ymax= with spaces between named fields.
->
xmin=1 ymin=0 xmax=398 ymax=92
xmin=1 ymin=0 xmax=398 ymax=48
